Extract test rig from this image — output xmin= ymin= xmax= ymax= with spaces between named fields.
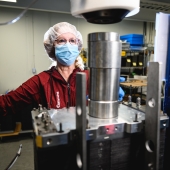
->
xmin=31 ymin=0 xmax=170 ymax=170
xmin=32 ymin=35 xmax=169 ymax=170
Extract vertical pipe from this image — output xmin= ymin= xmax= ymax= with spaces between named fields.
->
xmin=88 ymin=32 xmax=121 ymax=118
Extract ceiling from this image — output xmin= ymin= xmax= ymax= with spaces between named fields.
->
xmin=141 ymin=0 xmax=170 ymax=12
xmin=148 ymin=0 xmax=170 ymax=3
xmin=0 ymin=0 xmax=170 ymax=22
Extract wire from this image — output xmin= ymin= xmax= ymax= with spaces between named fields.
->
xmin=0 ymin=0 xmax=38 ymax=26
xmin=5 ymin=144 xmax=22 ymax=170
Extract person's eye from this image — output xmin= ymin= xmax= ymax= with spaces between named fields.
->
xmin=70 ymin=39 xmax=76 ymax=43
xmin=58 ymin=39 xmax=66 ymax=43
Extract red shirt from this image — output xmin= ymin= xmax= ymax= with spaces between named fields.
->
xmin=0 ymin=66 xmax=89 ymax=116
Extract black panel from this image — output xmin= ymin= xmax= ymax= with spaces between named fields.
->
xmin=87 ymin=140 xmax=111 ymax=170
xmin=34 ymin=139 xmax=78 ymax=170
xmin=34 ymin=130 xmax=166 ymax=170
xmin=111 ymin=138 xmax=131 ymax=170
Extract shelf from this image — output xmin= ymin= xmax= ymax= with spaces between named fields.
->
xmin=121 ymin=67 xmax=144 ymax=69
xmin=122 ymin=47 xmax=147 ymax=51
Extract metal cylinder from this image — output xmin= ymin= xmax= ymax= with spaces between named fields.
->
xmin=88 ymin=32 xmax=121 ymax=119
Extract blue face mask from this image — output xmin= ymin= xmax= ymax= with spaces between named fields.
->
xmin=55 ymin=43 xmax=79 ymax=66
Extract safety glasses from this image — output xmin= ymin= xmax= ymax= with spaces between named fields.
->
xmin=55 ymin=38 xmax=79 ymax=45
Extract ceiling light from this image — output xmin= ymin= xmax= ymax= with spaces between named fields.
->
xmin=0 ymin=0 xmax=17 ymax=2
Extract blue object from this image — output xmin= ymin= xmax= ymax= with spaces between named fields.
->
xmin=119 ymin=77 xmax=125 ymax=101
xmin=163 ymin=28 xmax=170 ymax=115
xmin=86 ymin=95 xmax=89 ymax=100
xmin=86 ymin=78 xmax=125 ymax=101
xmin=55 ymin=43 xmax=79 ymax=66
xmin=163 ymin=14 xmax=170 ymax=114
xmin=120 ymin=34 xmax=144 ymax=45
xmin=119 ymin=77 xmax=125 ymax=83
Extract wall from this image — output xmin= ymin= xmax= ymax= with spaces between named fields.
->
xmin=0 ymin=7 xmax=144 ymax=93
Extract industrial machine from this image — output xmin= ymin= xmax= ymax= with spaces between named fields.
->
xmin=32 ymin=32 xmax=169 ymax=170
xmin=0 ymin=0 xmax=169 ymax=169
xmin=70 ymin=0 xmax=140 ymax=24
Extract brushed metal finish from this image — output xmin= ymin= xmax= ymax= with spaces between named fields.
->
xmin=88 ymin=32 xmax=119 ymax=42
xmin=88 ymin=32 xmax=121 ymax=118
xmin=145 ymin=62 xmax=161 ymax=170
xmin=88 ymin=100 xmax=119 ymax=118
xmin=88 ymin=41 xmax=121 ymax=68
xmin=31 ymin=104 xmax=169 ymax=147
xmin=90 ymin=68 xmax=120 ymax=101
xmin=76 ymin=73 xmax=87 ymax=170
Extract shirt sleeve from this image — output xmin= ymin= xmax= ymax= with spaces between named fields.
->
xmin=0 ymin=75 xmax=43 ymax=116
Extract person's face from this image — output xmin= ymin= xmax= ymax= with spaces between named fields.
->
xmin=54 ymin=33 xmax=78 ymax=46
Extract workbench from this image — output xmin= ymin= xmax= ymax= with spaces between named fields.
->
xmin=120 ymin=79 xmax=147 ymax=104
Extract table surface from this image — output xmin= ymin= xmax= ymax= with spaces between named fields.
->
xmin=120 ymin=80 xmax=147 ymax=87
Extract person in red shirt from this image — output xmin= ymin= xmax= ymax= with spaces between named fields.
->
xmin=0 ymin=22 xmax=89 ymax=117
xmin=0 ymin=22 xmax=124 ymax=120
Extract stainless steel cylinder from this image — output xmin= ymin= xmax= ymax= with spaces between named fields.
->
xmin=88 ymin=32 xmax=121 ymax=119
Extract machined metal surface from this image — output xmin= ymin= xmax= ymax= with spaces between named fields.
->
xmin=88 ymin=32 xmax=121 ymax=118
xmin=88 ymin=41 xmax=121 ymax=68
xmin=88 ymin=32 xmax=119 ymax=42
xmin=88 ymin=32 xmax=121 ymax=68
xmin=145 ymin=62 xmax=162 ymax=170
xmin=88 ymin=100 xmax=119 ymax=118
xmin=31 ymin=104 xmax=169 ymax=148
xmin=75 ymin=73 xmax=87 ymax=170
xmin=49 ymin=105 xmax=145 ymax=131
xmin=90 ymin=68 xmax=120 ymax=101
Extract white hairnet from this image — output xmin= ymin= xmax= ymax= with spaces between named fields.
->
xmin=43 ymin=22 xmax=83 ymax=60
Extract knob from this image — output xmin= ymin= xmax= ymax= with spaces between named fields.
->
xmin=39 ymin=104 xmax=43 ymax=112
xmin=136 ymin=97 xmax=141 ymax=109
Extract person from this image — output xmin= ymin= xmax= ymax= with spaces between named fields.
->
xmin=0 ymin=22 xmax=124 ymax=119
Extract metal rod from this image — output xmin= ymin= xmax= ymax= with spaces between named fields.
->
xmin=76 ymin=73 xmax=87 ymax=170
xmin=145 ymin=62 xmax=161 ymax=170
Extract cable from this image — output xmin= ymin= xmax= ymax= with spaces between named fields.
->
xmin=5 ymin=144 xmax=22 ymax=170
xmin=0 ymin=0 xmax=38 ymax=26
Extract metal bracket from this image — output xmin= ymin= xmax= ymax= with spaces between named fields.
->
xmin=145 ymin=62 xmax=162 ymax=170
xmin=76 ymin=73 xmax=87 ymax=170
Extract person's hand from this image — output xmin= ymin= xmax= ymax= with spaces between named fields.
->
xmin=119 ymin=77 xmax=125 ymax=101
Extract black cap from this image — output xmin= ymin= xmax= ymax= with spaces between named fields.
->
xmin=82 ymin=9 xmax=130 ymax=24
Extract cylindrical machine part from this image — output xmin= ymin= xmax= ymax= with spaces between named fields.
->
xmin=90 ymin=68 xmax=120 ymax=101
xmin=88 ymin=32 xmax=121 ymax=119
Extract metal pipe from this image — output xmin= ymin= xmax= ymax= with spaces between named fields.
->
xmin=88 ymin=32 xmax=121 ymax=118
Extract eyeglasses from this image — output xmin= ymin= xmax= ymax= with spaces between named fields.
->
xmin=55 ymin=38 xmax=78 ymax=45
